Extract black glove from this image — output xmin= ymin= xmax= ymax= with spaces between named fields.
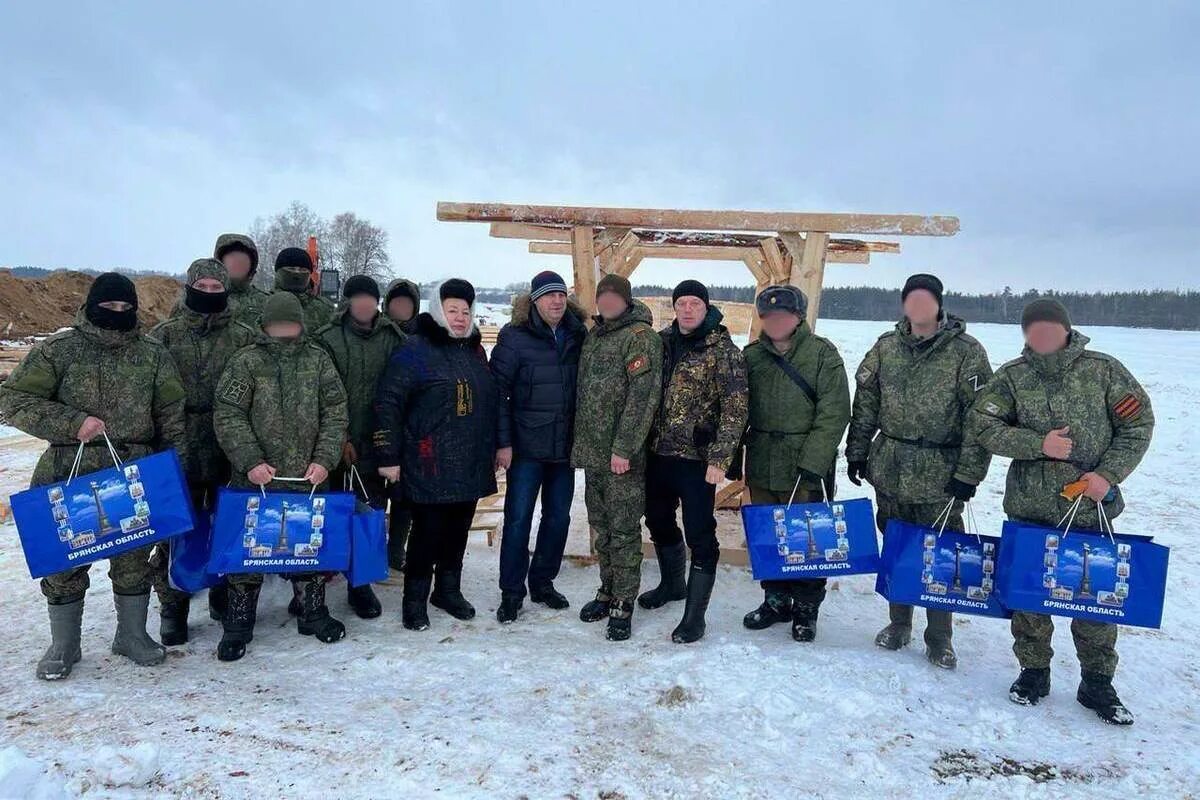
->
xmin=945 ymin=477 xmax=977 ymax=501
xmin=798 ymin=468 xmax=824 ymax=486
xmin=847 ymin=460 xmax=868 ymax=486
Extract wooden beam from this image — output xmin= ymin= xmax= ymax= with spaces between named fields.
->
xmin=604 ymin=231 xmax=641 ymax=276
xmin=489 ymin=222 xmax=572 ymax=242
xmin=782 ymin=231 xmax=829 ymax=331
xmin=744 ymin=253 xmax=770 ymax=342
xmin=617 ymin=252 xmax=644 ymax=279
xmin=571 ymin=226 xmax=598 ymax=314
xmin=530 ymin=240 xmax=867 ymax=264
xmin=759 ymin=237 xmax=789 ymax=284
xmin=439 ymin=202 xmax=960 ymax=236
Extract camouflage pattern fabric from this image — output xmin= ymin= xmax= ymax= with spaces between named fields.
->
xmin=583 ymin=467 xmax=645 ymax=602
xmin=271 ymin=273 xmax=335 ymax=332
xmin=651 ymin=306 xmax=748 ymax=471
xmin=213 ymin=234 xmax=269 ymax=325
xmin=1011 ymin=611 xmax=1119 ymax=676
xmin=846 ymin=314 xmax=993 ymax=503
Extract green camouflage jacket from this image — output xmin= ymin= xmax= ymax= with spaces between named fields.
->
xmin=0 ymin=312 xmax=187 ymax=487
xmin=969 ymin=331 xmax=1153 ymax=528
xmin=150 ymin=306 xmax=257 ymax=485
xmin=743 ymin=321 xmax=851 ymax=493
xmin=571 ymin=299 xmax=663 ymax=471
xmin=846 ymin=314 xmax=994 ymax=503
xmin=271 ymin=277 xmax=336 ymax=332
xmin=314 ymin=308 xmax=406 ymax=464
xmin=213 ymin=335 xmax=349 ymax=491
xmin=213 ymin=234 xmax=269 ymax=325
xmin=651 ymin=306 xmax=748 ymax=471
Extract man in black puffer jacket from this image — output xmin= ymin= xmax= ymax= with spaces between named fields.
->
xmin=490 ymin=271 xmax=587 ymax=623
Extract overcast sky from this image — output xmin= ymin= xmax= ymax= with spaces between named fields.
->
xmin=1 ymin=2 xmax=1196 ymax=292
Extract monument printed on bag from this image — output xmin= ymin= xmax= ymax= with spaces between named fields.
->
xmin=48 ymin=462 xmax=154 ymax=555
xmin=1042 ymin=533 xmax=1129 ymax=609
xmin=240 ymin=494 xmax=326 ymax=562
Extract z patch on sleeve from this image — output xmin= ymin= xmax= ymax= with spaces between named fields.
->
xmin=1113 ymin=392 xmax=1143 ymax=421
xmin=626 ymin=355 xmax=649 ymax=376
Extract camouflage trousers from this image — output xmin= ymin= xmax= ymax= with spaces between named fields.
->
xmin=752 ymin=484 xmax=829 ymax=606
xmin=1011 ymin=612 xmax=1118 ymax=677
xmin=584 ymin=467 xmax=645 ymax=602
xmin=41 ymin=545 xmax=156 ymax=602
xmin=876 ymin=494 xmax=962 ymax=646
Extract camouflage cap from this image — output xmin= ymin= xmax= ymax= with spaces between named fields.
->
xmin=186 ymin=258 xmax=229 ymax=290
xmin=213 ymin=233 xmax=260 ymax=273
xmin=260 ymin=291 xmax=305 ymax=330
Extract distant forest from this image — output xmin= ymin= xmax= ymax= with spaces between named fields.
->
xmin=632 ymin=284 xmax=1200 ymax=331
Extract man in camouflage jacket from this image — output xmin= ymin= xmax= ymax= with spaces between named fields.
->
xmin=213 ymin=292 xmax=349 ymax=661
xmin=970 ymin=298 xmax=1153 ymax=724
xmin=571 ymin=274 xmax=662 ymax=642
xmin=271 ymin=246 xmax=335 ymax=331
xmin=0 ymin=273 xmax=186 ymax=679
xmin=739 ymin=285 xmax=850 ymax=643
xmin=213 ymin=233 xmax=269 ymax=325
xmin=639 ymin=280 xmax=747 ymax=644
xmin=845 ymin=274 xmax=993 ymax=669
xmin=148 ymin=258 xmax=256 ymax=645
xmin=314 ymin=275 xmax=405 ymax=617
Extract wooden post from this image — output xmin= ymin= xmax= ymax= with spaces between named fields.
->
xmin=782 ymin=231 xmax=829 ymax=331
xmin=571 ymin=226 xmax=598 ymax=312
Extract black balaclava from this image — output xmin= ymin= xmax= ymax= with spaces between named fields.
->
xmin=85 ymin=272 xmax=139 ymax=331
xmin=184 ymin=258 xmax=229 ymax=314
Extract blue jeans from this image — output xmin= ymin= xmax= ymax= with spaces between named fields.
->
xmin=499 ymin=458 xmax=575 ymax=597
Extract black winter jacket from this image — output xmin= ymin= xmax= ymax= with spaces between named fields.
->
xmin=490 ymin=294 xmax=586 ymax=462
xmin=373 ymin=312 xmax=498 ymax=504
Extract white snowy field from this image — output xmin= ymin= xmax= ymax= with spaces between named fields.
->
xmin=1 ymin=318 xmax=1198 ymax=799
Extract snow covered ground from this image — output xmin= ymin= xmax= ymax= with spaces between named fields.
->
xmin=1 ymin=318 xmax=1198 ymax=799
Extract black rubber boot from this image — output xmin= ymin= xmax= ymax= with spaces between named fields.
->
xmin=790 ymin=602 xmax=820 ymax=643
xmin=671 ymin=568 xmax=715 ymax=644
xmin=207 ymin=580 xmax=228 ymax=622
xmin=529 ymin=583 xmax=569 ymax=610
xmin=637 ymin=542 xmax=688 ymax=610
xmin=1077 ymin=672 xmax=1134 ymax=725
xmin=159 ymin=595 xmax=191 ymax=646
xmin=606 ymin=599 xmax=634 ymax=641
xmin=579 ymin=588 xmax=612 ymax=623
xmin=111 ymin=592 xmax=167 ymax=666
xmin=37 ymin=596 xmax=83 ymax=680
xmin=874 ymin=622 xmax=913 ymax=651
xmin=402 ymin=576 xmax=432 ymax=631
xmin=347 ymin=583 xmax=382 ymax=619
xmin=217 ymin=584 xmax=260 ymax=662
xmin=296 ymin=580 xmax=346 ymax=643
xmin=430 ymin=570 xmax=476 ymax=620
xmin=1008 ymin=667 xmax=1051 ymax=706
xmin=497 ymin=592 xmax=522 ymax=624
xmin=743 ymin=591 xmax=793 ymax=630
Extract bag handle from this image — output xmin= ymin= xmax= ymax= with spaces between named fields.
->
xmin=65 ymin=431 xmax=123 ymax=485
xmin=1096 ymin=499 xmax=1116 ymax=544
xmin=262 ymin=475 xmax=319 ymax=500
xmin=1055 ymin=494 xmax=1085 ymax=537
xmin=785 ymin=467 xmax=830 ymax=508
xmin=347 ymin=464 xmax=371 ymax=503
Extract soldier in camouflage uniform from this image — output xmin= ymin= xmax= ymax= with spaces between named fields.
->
xmin=571 ymin=275 xmax=663 ymax=641
xmin=971 ymin=298 xmax=1153 ymax=724
xmin=0 ymin=273 xmax=187 ymax=679
xmin=638 ymin=280 xmax=747 ymax=644
xmin=845 ymin=274 xmax=993 ymax=669
xmin=213 ymin=233 xmax=269 ymax=325
xmin=271 ymin=246 xmax=335 ymax=331
xmin=314 ymin=275 xmax=405 ymax=619
xmin=213 ymin=292 xmax=350 ymax=661
xmin=148 ymin=259 xmax=257 ymax=645
xmin=739 ymin=285 xmax=851 ymax=642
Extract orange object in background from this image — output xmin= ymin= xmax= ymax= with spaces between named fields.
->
xmin=1060 ymin=479 xmax=1089 ymax=501
xmin=306 ymin=236 xmax=320 ymax=294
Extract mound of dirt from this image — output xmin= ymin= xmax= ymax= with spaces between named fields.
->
xmin=0 ymin=270 xmax=182 ymax=338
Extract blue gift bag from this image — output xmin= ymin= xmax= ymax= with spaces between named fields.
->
xmin=347 ymin=503 xmax=388 ymax=587
xmin=996 ymin=502 xmax=1169 ymax=629
xmin=9 ymin=438 xmax=195 ymax=579
xmin=876 ymin=516 xmax=1009 ymax=619
xmin=741 ymin=496 xmax=878 ymax=581
xmin=168 ymin=511 xmax=219 ymax=593
xmin=207 ymin=485 xmax=355 ymax=574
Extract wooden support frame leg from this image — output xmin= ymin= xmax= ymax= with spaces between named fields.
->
xmin=781 ymin=232 xmax=829 ymax=332
xmin=571 ymin=226 xmax=598 ymax=313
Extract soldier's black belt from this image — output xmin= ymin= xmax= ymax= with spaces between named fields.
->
xmin=878 ymin=431 xmax=961 ymax=450
xmin=750 ymin=428 xmax=805 ymax=440
xmin=185 ymin=404 xmax=213 ymax=414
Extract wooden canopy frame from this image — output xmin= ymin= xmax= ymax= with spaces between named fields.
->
xmin=436 ymin=202 xmax=959 ymax=334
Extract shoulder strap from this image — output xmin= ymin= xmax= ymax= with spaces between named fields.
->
xmin=764 ymin=348 xmax=818 ymax=406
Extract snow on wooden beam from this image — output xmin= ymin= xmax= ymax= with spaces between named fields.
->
xmin=528 ymin=240 xmax=869 ymax=264
xmin=440 ymin=201 xmax=958 ymax=236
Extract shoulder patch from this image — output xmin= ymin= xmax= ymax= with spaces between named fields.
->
xmin=626 ymin=354 xmax=649 ymax=375
xmin=966 ymin=374 xmax=985 ymax=392
xmin=220 ymin=377 xmax=251 ymax=405
xmin=983 ymin=401 xmax=1002 ymax=416
xmin=1113 ymin=392 xmax=1144 ymax=421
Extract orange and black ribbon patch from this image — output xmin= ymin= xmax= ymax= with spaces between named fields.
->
xmin=1113 ymin=393 xmax=1143 ymax=421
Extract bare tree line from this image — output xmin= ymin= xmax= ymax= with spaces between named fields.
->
xmin=248 ymin=202 xmax=391 ymax=290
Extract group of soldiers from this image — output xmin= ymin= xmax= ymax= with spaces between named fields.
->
xmin=0 ymin=243 xmax=1154 ymax=726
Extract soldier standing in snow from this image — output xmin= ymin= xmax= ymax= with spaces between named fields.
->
xmin=846 ymin=274 xmax=993 ymax=669
xmin=739 ymin=285 xmax=850 ymax=642
xmin=148 ymin=258 xmax=256 ymax=645
xmin=971 ymin=298 xmax=1153 ymax=724
xmin=0 ymin=273 xmax=187 ymax=679
xmin=638 ymin=280 xmax=748 ymax=643
xmin=571 ymin=274 xmax=662 ymax=641
xmin=213 ymin=292 xmax=350 ymax=661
